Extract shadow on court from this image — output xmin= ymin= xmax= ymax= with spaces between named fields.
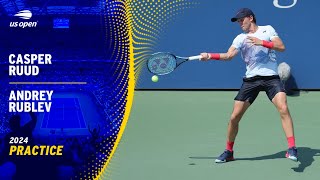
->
xmin=189 ymin=147 xmax=320 ymax=172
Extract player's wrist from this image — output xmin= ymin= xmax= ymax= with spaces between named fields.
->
xmin=262 ymin=40 xmax=274 ymax=49
xmin=206 ymin=53 xmax=211 ymax=59
xmin=208 ymin=53 xmax=220 ymax=60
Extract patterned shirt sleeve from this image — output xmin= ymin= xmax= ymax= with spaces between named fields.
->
xmin=231 ymin=34 xmax=244 ymax=51
xmin=267 ymin=25 xmax=279 ymax=40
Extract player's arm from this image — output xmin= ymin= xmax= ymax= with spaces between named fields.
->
xmin=247 ymin=36 xmax=285 ymax=52
xmin=270 ymin=37 xmax=285 ymax=52
xmin=200 ymin=46 xmax=239 ymax=61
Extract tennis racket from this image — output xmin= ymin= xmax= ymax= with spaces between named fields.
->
xmin=147 ymin=52 xmax=201 ymax=75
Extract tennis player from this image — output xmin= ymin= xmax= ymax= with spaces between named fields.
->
xmin=199 ymin=8 xmax=298 ymax=163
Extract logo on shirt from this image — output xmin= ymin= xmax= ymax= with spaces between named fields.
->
xmin=10 ymin=10 xmax=38 ymax=28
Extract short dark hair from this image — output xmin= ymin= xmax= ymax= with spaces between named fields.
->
xmin=252 ymin=15 xmax=257 ymax=24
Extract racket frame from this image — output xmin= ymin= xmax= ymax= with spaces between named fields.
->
xmin=147 ymin=52 xmax=201 ymax=75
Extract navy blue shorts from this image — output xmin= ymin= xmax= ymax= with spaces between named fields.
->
xmin=234 ymin=75 xmax=285 ymax=104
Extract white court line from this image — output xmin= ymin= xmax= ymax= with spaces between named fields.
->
xmin=77 ymin=98 xmax=87 ymax=128
xmin=74 ymin=98 xmax=81 ymax=128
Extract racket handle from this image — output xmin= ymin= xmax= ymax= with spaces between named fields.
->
xmin=188 ymin=55 xmax=201 ymax=61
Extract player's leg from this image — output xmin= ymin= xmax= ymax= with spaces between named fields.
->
xmin=272 ymin=92 xmax=298 ymax=161
xmin=272 ymin=92 xmax=294 ymax=139
xmin=227 ymin=100 xmax=251 ymax=143
xmin=215 ymin=80 xmax=259 ymax=163
xmin=215 ymin=101 xmax=252 ymax=163
xmin=265 ymin=77 xmax=298 ymax=161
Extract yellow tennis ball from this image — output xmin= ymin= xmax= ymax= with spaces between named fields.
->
xmin=151 ymin=75 xmax=159 ymax=82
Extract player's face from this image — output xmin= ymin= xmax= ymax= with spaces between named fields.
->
xmin=237 ymin=16 xmax=251 ymax=32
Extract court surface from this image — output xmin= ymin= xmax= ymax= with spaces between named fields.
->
xmin=32 ymin=92 xmax=103 ymax=136
xmin=41 ymin=98 xmax=86 ymax=129
xmin=107 ymin=91 xmax=320 ymax=180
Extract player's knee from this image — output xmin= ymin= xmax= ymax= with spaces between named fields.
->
xmin=230 ymin=113 xmax=242 ymax=124
xmin=277 ymin=104 xmax=289 ymax=115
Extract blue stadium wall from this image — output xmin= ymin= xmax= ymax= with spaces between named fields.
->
xmin=136 ymin=0 xmax=318 ymax=89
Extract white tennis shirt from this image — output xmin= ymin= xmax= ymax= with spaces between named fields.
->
xmin=232 ymin=25 xmax=279 ymax=78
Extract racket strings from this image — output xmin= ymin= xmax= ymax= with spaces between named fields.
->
xmin=147 ymin=53 xmax=177 ymax=75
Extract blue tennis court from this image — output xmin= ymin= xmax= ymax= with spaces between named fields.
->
xmin=41 ymin=98 xmax=86 ymax=129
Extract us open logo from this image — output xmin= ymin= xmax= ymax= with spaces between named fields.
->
xmin=10 ymin=10 xmax=38 ymax=28
xmin=273 ymin=0 xmax=298 ymax=8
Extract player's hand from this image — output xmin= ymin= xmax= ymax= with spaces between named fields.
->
xmin=200 ymin=53 xmax=210 ymax=61
xmin=247 ymin=36 xmax=263 ymax=46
